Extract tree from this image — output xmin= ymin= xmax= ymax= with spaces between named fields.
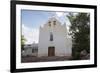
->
xmin=21 ymin=35 xmax=26 ymax=50
xmin=67 ymin=13 xmax=90 ymax=59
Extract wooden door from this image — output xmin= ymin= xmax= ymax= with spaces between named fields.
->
xmin=48 ymin=47 xmax=55 ymax=56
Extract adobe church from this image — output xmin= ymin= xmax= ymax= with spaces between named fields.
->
xmin=38 ymin=17 xmax=72 ymax=57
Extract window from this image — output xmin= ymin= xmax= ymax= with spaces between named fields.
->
xmin=32 ymin=49 xmax=34 ymax=53
xmin=49 ymin=21 xmax=51 ymax=27
xmin=53 ymin=21 xmax=56 ymax=26
xmin=32 ymin=46 xmax=38 ymax=53
xmin=50 ymin=32 xmax=53 ymax=41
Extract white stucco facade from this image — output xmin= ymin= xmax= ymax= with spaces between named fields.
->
xmin=38 ymin=17 xmax=72 ymax=57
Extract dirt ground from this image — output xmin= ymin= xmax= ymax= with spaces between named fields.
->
xmin=21 ymin=56 xmax=72 ymax=63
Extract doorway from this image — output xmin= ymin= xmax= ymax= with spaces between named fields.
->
xmin=48 ymin=47 xmax=55 ymax=56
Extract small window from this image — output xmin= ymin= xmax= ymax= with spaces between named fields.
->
xmin=49 ymin=21 xmax=51 ymax=27
xmin=50 ymin=32 xmax=53 ymax=41
xmin=53 ymin=21 xmax=56 ymax=26
xmin=32 ymin=49 xmax=34 ymax=53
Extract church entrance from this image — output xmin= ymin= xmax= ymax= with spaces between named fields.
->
xmin=48 ymin=47 xmax=55 ymax=56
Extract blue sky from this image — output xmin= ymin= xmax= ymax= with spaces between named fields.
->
xmin=21 ymin=10 xmax=70 ymax=28
xmin=21 ymin=10 xmax=71 ymax=44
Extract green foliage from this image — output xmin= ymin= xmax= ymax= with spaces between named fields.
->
xmin=67 ymin=13 xmax=90 ymax=59
xmin=21 ymin=35 xmax=26 ymax=50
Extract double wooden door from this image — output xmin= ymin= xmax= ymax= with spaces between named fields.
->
xmin=48 ymin=47 xmax=55 ymax=56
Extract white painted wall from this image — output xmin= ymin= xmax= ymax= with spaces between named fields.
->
xmin=38 ymin=17 xmax=72 ymax=57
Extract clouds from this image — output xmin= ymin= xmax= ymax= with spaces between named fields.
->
xmin=55 ymin=12 xmax=71 ymax=26
xmin=22 ymin=24 xmax=39 ymax=44
xmin=55 ymin=12 xmax=69 ymax=18
xmin=33 ymin=28 xmax=39 ymax=43
xmin=55 ymin=12 xmax=64 ymax=17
